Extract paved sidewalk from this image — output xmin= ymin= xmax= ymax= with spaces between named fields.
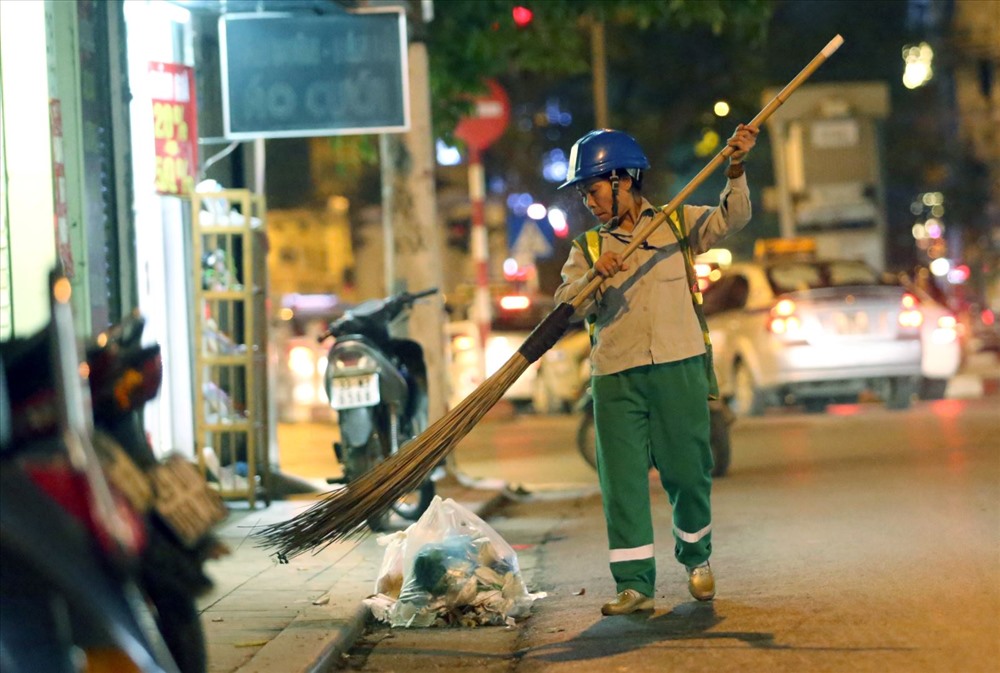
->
xmin=197 ymin=475 xmax=508 ymax=673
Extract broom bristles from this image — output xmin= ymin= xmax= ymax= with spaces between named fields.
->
xmin=254 ymin=353 xmax=531 ymax=559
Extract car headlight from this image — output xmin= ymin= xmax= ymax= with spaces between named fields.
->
xmin=931 ymin=315 xmax=958 ymax=344
xmin=288 ymin=346 xmax=315 ymax=379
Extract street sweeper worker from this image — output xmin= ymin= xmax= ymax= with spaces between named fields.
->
xmin=554 ymin=124 xmax=758 ymax=615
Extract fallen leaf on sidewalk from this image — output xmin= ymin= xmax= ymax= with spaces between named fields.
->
xmin=235 ymin=640 xmax=269 ymax=648
xmin=211 ymin=617 xmax=224 ymax=622
xmin=313 ymin=592 xmax=331 ymax=605
xmin=572 ymin=588 xmax=586 ymax=596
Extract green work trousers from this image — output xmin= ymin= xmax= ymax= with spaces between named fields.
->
xmin=591 ymin=356 xmax=713 ymax=598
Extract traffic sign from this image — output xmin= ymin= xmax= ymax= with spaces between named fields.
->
xmin=454 ymin=79 xmax=510 ymax=151
xmin=511 ymin=219 xmax=553 ymax=262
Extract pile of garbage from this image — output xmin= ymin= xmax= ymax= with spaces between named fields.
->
xmin=364 ymin=496 xmax=544 ymax=628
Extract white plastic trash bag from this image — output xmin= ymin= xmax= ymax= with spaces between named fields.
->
xmin=365 ymin=496 xmax=544 ymax=628
xmin=373 ymin=530 xmax=407 ymax=599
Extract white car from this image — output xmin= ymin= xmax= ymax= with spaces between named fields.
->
xmin=533 ymin=327 xmax=591 ymax=414
xmin=903 ymin=283 xmax=962 ymax=399
xmin=446 ymin=296 xmax=553 ymax=410
xmin=702 ymin=258 xmax=925 ymax=415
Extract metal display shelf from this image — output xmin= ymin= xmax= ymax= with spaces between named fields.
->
xmin=191 ymin=189 xmax=270 ymax=507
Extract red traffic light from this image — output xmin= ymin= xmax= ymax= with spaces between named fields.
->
xmin=512 ymin=6 xmax=533 ymax=28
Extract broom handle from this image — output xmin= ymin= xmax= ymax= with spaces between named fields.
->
xmin=570 ymin=34 xmax=844 ymax=311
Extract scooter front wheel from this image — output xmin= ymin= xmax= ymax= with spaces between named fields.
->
xmin=365 ymin=479 xmax=434 ymax=532
xmin=577 ymin=407 xmax=597 ymax=471
xmin=390 ymin=479 xmax=435 ymax=522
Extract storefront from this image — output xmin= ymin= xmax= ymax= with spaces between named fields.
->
xmin=123 ymin=0 xmax=199 ymax=459
xmin=3 ymin=0 xmax=139 ymax=342
xmin=0 ymin=0 xmax=199 ymax=459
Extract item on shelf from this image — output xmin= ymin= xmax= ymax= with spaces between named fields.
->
xmin=196 ymin=180 xmax=263 ymax=229
xmin=202 ymin=318 xmax=245 ymax=355
xmin=203 ymin=381 xmax=240 ymax=424
xmin=201 ymin=248 xmax=240 ymax=291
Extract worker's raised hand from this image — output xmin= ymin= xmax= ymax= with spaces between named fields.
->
xmin=727 ymin=123 xmax=759 ymax=163
xmin=595 ymin=251 xmax=628 ymax=278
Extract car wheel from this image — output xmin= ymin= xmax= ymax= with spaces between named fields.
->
xmin=919 ymin=377 xmax=948 ymax=400
xmin=731 ymin=361 xmax=765 ymax=417
xmin=576 ymin=408 xmax=597 ymax=471
xmin=390 ymin=478 xmax=435 ymax=522
xmin=532 ymin=372 xmax=564 ymax=414
xmin=885 ymin=376 xmax=915 ymax=410
xmin=802 ymin=398 xmax=827 ymax=414
xmin=709 ymin=404 xmax=732 ymax=478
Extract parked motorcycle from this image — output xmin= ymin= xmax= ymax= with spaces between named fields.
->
xmin=0 ymin=272 xmax=176 ymax=673
xmin=575 ymin=390 xmax=733 ymax=478
xmin=320 ymin=288 xmax=439 ymax=530
xmin=86 ymin=312 xmax=229 ymax=673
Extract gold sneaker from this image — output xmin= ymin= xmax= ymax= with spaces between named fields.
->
xmin=601 ymin=589 xmax=654 ymax=616
xmin=687 ymin=563 xmax=716 ymax=601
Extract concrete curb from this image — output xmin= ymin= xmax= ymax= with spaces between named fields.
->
xmin=233 ymin=602 xmax=370 ymax=673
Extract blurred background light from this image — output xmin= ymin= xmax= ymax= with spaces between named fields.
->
xmin=512 ymin=6 xmax=533 ymax=28
xmin=542 ymin=148 xmax=568 ymax=183
xmin=929 ymin=257 xmax=950 ymax=277
xmin=947 ymin=264 xmax=970 ymax=284
xmin=547 ymin=207 xmax=568 ymax=237
xmin=526 ymin=202 xmax=547 ymax=220
xmin=436 ymin=139 xmax=462 ymax=166
xmin=902 ymin=42 xmax=934 ymax=89
xmin=713 ymin=100 xmax=730 ymax=117
xmin=506 ymin=192 xmax=534 ymax=215
xmin=694 ymin=129 xmax=721 ymax=157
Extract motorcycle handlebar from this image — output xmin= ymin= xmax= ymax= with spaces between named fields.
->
xmin=317 ymin=288 xmax=438 ymax=342
xmin=407 ymin=287 xmax=438 ymax=301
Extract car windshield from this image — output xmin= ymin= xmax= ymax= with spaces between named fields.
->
xmin=767 ymin=260 xmax=880 ymax=294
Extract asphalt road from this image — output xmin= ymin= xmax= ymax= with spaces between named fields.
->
xmin=338 ymin=398 xmax=1000 ymax=673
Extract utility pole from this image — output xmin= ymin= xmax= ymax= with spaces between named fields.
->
xmin=378 ymin=1 xmax=447 ymax=422
xmin=591 ymin=17 xmax=609 ymax=128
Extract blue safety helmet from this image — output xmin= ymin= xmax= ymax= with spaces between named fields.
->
xmin=558 ymin=129 xmax=650 ymax=190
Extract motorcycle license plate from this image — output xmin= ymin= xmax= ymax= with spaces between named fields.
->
xmin=330 ymin=373 xmax=380 ymax=409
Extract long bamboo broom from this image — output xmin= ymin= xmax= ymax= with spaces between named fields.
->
xmin=256 ymin=34 xmax=845 ymax=560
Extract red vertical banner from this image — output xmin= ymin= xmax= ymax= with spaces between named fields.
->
xmin=49 ymin=99 xmax=74 ymax=277
xmin=149 ymin=62 xmax=199 ymax=196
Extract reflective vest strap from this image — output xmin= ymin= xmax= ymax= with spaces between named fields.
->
xmin=662 ymin=206 xmax=719 ymax=400
xmin=573 ymin=228 xmax=602 ymax=267
xmin=573 ymin=228 xmax=603 ymax=344
xmin=584 ymin=229 xmax=601 ymax=266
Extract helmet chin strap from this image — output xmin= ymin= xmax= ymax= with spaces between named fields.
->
xmin=608 ymin=170 xmax=620 ymax=229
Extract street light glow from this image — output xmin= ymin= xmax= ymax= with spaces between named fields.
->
xmin=713 ymin=101 xmax=730 ymax=117
xmin=929 ymin=257 xmax=950 ymax=277
xmin=902 ymin=42 xmax=934 ymax=89
xmin=526 ymin=202 xmax=547 ymax=220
